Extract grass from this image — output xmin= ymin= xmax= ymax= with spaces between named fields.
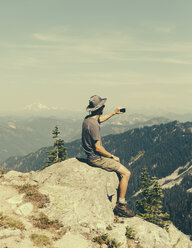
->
xmin=18 ymin=183 xmax=37 ymax=195
xmin=32 ymin=213 xmax=63 ymax=230
xmin=52 ymin=226 xmax=71 ymax=241
xmin=0 ymin=212 xmax=25 ymax=230
xmin=106 ymin=224 xmax=113 ymax=230
xmin=125 ymin=225 xmax=136 ymax=239
xmin=0 ymin=167 xmax=5 ymax=178
xmin=17 ymin=183 xmax=50 ymax=208
xmin=30 ymin=233 xmax=52 ymax=247
xmin=93 ymin=233 xmax=122 ymax=248
xmin=114 ymin=216 xmax=124 ymax=224
xmin=31 ymin=213 xmax=69 ymax=241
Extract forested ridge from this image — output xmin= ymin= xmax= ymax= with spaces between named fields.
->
xmin=163 ymin=175 xmax=192 ymax=238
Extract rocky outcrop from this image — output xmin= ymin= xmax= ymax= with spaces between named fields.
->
xmin=0 ymin=158 xmax=191 ymax=248
xmin=31 ymin=158 xmax=119 ymax=229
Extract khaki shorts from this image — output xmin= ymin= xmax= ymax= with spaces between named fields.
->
xmin=88 ymin=157 xmax=121 ymax=172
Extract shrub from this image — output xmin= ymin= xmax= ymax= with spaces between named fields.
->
xmin=125 ymin=226 xmax=136 ymax=239
xmin=17 ymin=183 xmax=50 ymax=208
xmin=52 ymin=226 xmax=71 ymax=241
xmin=0 ymin=212 xmax=25 ymax=230
xmin=0 ymin=167 xmax=5 ymax=178
xmin=32 ymin=213 xmax=63 ymax=230
xmin=106 ymin=224 xmax=113 ymax=230
xmin=30 ymin=233 xmax=52 ymax=247
xmin=136 ymin=167 xmax=171 ymax=229
xmin=114 ymin=216 xmax=124 ymax=224
xmin=93 ymin=233 xmax=122 ymax=248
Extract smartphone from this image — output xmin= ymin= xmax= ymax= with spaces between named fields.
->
xmin=120 ymin=108 xmax=126 ymax=113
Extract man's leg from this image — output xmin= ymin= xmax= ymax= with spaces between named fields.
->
xmin=114 ymin=164 xmax=134 ymax=217
xmin=88 ymin=157 xmax=134 ymax=217
xmin=117 ymin=164 xmax=131 ymax=200
xmin=89 ymin=157 xmax=131 ymax=201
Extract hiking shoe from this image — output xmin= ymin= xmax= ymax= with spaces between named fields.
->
xmin=113 ymin=202 xmax=134 ymax=218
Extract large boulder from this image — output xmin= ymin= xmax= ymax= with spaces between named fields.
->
xmin=32 ymin=158 xmax=119 ymax=229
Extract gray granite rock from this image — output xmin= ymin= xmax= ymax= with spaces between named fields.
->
xmin=32 ymin=158 xmax=119 ymax=229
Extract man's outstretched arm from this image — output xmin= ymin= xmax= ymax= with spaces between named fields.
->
xmin=99 ymin=107 xmax=124 ymax=123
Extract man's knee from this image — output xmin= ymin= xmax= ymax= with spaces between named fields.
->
xmin=125 ymin=169 xmax=131 ymax=179
xmin=117 ymin=165 xmax=131 ymax=179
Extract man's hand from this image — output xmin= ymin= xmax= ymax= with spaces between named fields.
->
xmin=114 ymin=107 xmax=125 ymax=115
xmin=95 ymin=141 xmax=120 ymax=162
xmin=113 ymin=155 xmax=120 ymax=162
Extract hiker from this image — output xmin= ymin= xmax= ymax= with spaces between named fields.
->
xmin=82 ymin=95 xmax=134 ymax=217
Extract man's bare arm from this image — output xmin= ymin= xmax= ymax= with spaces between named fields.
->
xmin=99 ymin=107 xmax=124 ymax=123
xmin=95 ymin=140 xmax=120 ymax=162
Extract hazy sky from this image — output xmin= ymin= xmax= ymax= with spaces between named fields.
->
xmin=1 ymin=0 xmax=192 ymax=115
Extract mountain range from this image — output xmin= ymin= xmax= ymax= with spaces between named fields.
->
xmin=0 ymin=114 xmax=169 ymax=162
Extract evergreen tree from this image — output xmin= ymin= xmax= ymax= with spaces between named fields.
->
xmin=46 ymin=126 xmax=67 ymax=166
xmin=136 ymin=167 xmax=170 ymax=229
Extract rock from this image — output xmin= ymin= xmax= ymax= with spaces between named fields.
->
xmin=0 ymin=236 xmax=35 ymax=248
xmin=15 ymin=202 xmax=33 ymax=216
xmin=0 ymin=158 xmax=191 ymax=248
xmin=32 ymin=158 xmax=119 ymax=229
xmin=0 ymin=229 xmax=21 ymax=239
xmin=108 ymin=224 xmax=127 ymax=247
xmin=54 ymin=231 xmax=93 ymax=248
xmin=2 ymin=170 xmax=36 ymax=186
xmin=167 ymin=224 xmax=192 ymax=248
xmin=107 ymin=217 xmax=192 ymax=248
xmin=7 ymin=194 xmax=24 ymax=205
xmin=102 ymin=245 xmax=108 ymax=248
xmin=0 ymin=185 xmax=19 ymax=214
xmin=6 ymin=192 xmax=34 ymax=217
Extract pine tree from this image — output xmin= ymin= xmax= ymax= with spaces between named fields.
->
xmin=46 ymin=126 xmax=67 ymax=166
xmin=136 ymin=167 xmax=170 ymax=229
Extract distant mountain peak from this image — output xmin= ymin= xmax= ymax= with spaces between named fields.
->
xmin=24 ymin=102 xmax=57 ymax=111
xmin=8 ymin=122 xmax=16 ymax=129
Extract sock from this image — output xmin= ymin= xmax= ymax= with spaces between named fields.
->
xmin=119 ymin=198 xmax=126 ymax=204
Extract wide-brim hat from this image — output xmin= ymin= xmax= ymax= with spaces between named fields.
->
xmin=86 ymin=95 xmax=107 ymax=112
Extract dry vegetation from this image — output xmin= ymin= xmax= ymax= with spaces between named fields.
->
xmin=93 ymin=233 xmax=122 ymax=248
xmin=52 ymin=226 xmax=71 ymax=241
xmin=17 ymin=183 xmax=50 ymax=208
xmin=30 ymin=233 xmax=52 ymax=247
xmin=0 ymin=212 xmax=25 ymax=230
xmin=31 ymin=213 xmax=63 ymax=230
xmin=114 ymin=216 xmax=124 ymax=224
xmin=106 ymin=224 xmax=113 ymax=230
xmin=125 ymin=225 xmax=136 ymax=240
xmin=31 ymin=212 xmax=70 ymax=241
xmin=0 ymin=167 xmax=5 ymax=178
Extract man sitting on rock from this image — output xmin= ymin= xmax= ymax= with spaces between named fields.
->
xmin=82 ymin=95 xmax=134 ymax=217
